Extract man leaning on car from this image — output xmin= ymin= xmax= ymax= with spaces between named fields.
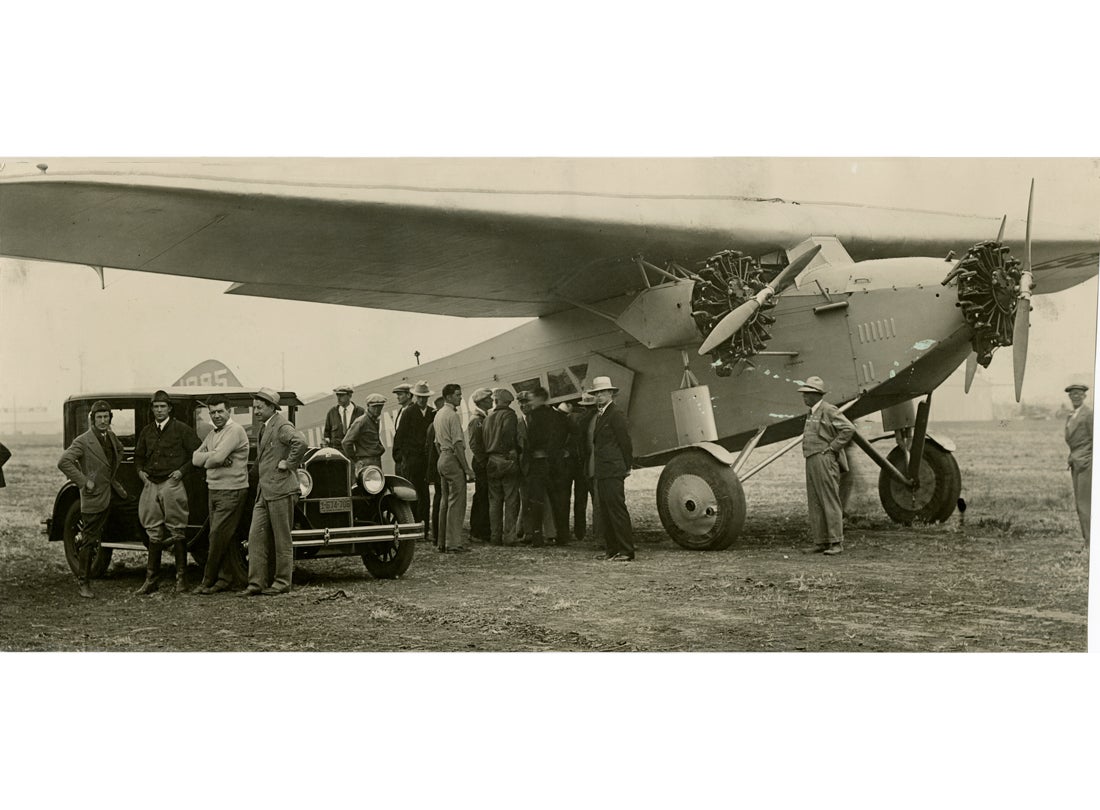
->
xmin=190 ymin=394 xmax=250 ymax=594
xmin=240 ymin=387 xmax=307 ymax=597
xmin=135 ymin=390 xmax=201 ymax=595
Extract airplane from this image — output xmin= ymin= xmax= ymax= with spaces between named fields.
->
xmin=1 ymin=159 xmax=1097 ymax=550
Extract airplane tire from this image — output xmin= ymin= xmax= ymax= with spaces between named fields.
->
xmin=878 ymin=443 xmax=961 ymax=525
xmin=657 ymin=451 xmax=746 ymax=550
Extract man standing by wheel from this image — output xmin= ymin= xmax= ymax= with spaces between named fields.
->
xmin=342 ymin=393 xmax=387 ymax=472
xmin=484 ymin=388 xmax=521 ymax=546
xmin=393 ymin=381 xmax=434 ymax=523
xmin=57 ymin=400 xmax=128 ymax=598
xmin=1064 ymin=383 xmax=1092 ymax=545
xmin=240 ymin=387 xmax=307 ymax=596
xmin=191 ymin=394 xmax=250 ymax=594
xmin=323 ymin=385 xmax=364 ymax=449
xmin=798 ymin=376 xmax=855 ymax=556
xmin=134 ymin=390 xmax=201 ymax=595
xmin=588 ymin=377 xmax=635 ymax=561
xmin=467 ymin=388 xmax=494 ymax=542
xmin=433 ymin=383 xmax=475 ymax=553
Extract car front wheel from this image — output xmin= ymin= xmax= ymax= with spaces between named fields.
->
xmin=361 ymin=499 xmax=416 ymax=579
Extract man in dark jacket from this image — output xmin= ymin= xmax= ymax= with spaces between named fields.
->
xmin=57 ymin=401 xmax=128 ymax=598
xmin=587 ymin=377 xmax=635 ymax=561
xmin=0 ymin=441 xmax=10 ymax=488
xmin=393 ymin=380 xmax=434 ymax=522
xmin=134 ymin=390 xmax=201 ymax=594
xmin=323 ymin=385 xmax=365 ymax=448
xmin=484 ymin=388 xmax=521 ymax=545
xmin=467 ymin=388 xmax=494 ymax=542
xmin=525 ymin=387 xmax=571 ymax=546
xmin=424 ymin=395 xmax=445 ymax=544
xmin=342 ymin=393 xmax=387 ymax=472
xmin=566 ymin=393 xmax=597 ymax=542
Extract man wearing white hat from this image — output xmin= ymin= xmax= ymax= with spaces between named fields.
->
xmin=798 ymin=376 xmax=855 ymax=555
xmin=1064 ymin=383 xmax=1092 ymax=544
xmin=323 ymin=385 xmax=364 ymax=449
xmin=393 ymin=381 xmax=435 ymax=522
xmin=240 ymin=387 xmax=307 ymax=596
xmin=587 ymin=376 xmax=635 ymax=561
xmin=343 ymin=393 xmax=387 ymax=472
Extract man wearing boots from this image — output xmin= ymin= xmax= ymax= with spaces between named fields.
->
xmin=240 ymin=387 xmax=307 ymax=596
xmin=135 ymin=390 xmax=201 ymax=594
xmin=57 ymin=400 xmax=129 ymax=598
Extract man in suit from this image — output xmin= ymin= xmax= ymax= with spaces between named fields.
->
xmin=566 ymin=393 xmax=597 ymax=543
xmin=342 ymin=393 xmax=387 ymax=472
xmin=393 ymin=381 xmax=434 ymax=523
xmin=240 ymin=387 xmax=307 ymax=596
xmin=134 ymin=390 xmax=201 ymax=595
xmin=525 ymin=386 xmax=571 ymax=546
xmin=424 ymin=394 xmax=445 ymax=544
xmin=57 ymin=400 xmax=129 ymax=598
xmin=1064 ymin=383 xmax=1092 ymax=545
xmin=798 ymin=376 xmax=856 ymax=556
xmin=0 ymin=441 xmax=10 ymax=489
xmin=466 ymin=388 xmax=494 ymax=542
xmin=323 ymin=385 xmax=365 ymax=448
xmin=587 ymin=376 xmax=635 ymax=561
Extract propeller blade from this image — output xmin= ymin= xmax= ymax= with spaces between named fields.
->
xmin=771 ymin=243 xmax=823 ymax=293
xmin=1013 ymin=304 xmax=1030 ymax=402
xmin=1024 ymin=178 xmax=1033 ymax=275
xmin=996 ymin=214 xmax=1007 ymax=243
xmin=964 ymin=352 xmax=978 ymax=393
xmin=699 ymin=299 xmax=759 ymax=355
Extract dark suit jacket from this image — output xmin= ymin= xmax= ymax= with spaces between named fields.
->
xmin=394 ymin=405 xmax=435 ymax=466
xmin=0 ymin=441 xmax=9 ymax=488
xmin=589 ymin=402 xmax=632 ymax=479
xmin=58 ymin=429 xmax=128 ymax=512
xmin=254 ymin=412 xmax=307 ymax=501
xmin=324 ymin=403 xmax=365 ymax=447
xmin=1066 ymin=404 xmax=1093 ymax=470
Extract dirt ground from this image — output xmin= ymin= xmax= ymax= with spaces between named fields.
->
xmin=0 ymin=420 xmax=1088 ymax=651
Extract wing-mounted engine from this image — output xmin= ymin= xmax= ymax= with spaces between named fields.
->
xmin=950 ymin=239 xmax=1022 ymax=367
xmin=691 ymin=251 xmax=777 ymax=376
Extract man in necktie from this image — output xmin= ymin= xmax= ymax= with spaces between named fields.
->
xmin=1064 ymin=383 xmax=1092 ymax=545
xmin=323 ymin=385 xmax=364 ymax=448
xmin=798 ymin=376 xmax=855 ymax=556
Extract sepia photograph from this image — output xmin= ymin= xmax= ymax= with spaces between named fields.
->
xmin=1 ymin=156 xmax=1095 ymax=652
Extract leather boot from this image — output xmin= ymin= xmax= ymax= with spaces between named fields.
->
xmin=77 ymin=547 xmax=95 ymax=599
xmin=174 ymin=542 xmax=188 ymax=593
xmin=136 ymin=544 xmax=162 ymax=595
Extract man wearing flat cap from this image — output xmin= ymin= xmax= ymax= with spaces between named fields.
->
xmin=241 ymin=387 xmax=307 ymax=596
xmin=484 ymin=388 xmax=522 ymax=545
xmin=343 ymin=393 xmax=387 ymax=472
xmin=134 ymin=390 xmax=201 ymax=594
xmin=393 ymin=381 xmax=435 ymax=523
xmin=58 ymin=400 xmax=129 ymax=598
xmin=798 ymin=376 xmax=855 ymax=556
xmin=1064 ymin=383 xmax=1092 ymax=544
xmin=324 ymin=386 xmax=365 ymax=449
xmin=467 ymin=388 xmax=495 ymax=542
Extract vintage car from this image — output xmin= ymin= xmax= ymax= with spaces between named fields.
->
xmin=43 ymin=387 xmax=424 ymax=581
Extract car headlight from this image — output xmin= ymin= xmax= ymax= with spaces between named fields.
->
xmin=296 ymin=469 xmax=313 ymax=498
xmin=357 ymin=465 xmax=385 ymax=495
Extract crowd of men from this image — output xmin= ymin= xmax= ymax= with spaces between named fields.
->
xmin=323 ymin=375 xmax=636 ymax=560
xmin=50 ymin=374 xmax=1092 ymax=600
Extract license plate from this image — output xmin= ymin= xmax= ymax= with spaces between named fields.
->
xmin=318 ymin=497 xmax=351 ymax=513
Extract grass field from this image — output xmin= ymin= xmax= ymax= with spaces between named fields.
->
xmin=0 ymin=419 xmax=1089 ymax=651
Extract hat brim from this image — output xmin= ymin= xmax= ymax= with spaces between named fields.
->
xmin=254 ymin=393 xmax=281 ymax=407
xmin=587 ymin=386 xmax=618 ymax=394
xmin=797 ymin=386 xmax=825 ymax=394
xmin=1066 ymin=386 xmax=1089 ymax=393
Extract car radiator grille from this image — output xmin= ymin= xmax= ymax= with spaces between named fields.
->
xmin=303 ymin=456 xmax=352 ymax=529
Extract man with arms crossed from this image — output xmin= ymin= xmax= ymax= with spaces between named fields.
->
xmin=191 ymin=395 xmax=250 ymax=594
xmin=240 ymin=387 xmax=307 ymax=596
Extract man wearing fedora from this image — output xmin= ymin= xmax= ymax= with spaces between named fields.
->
xmin=134 ymin=389 xmax=201 ymax=594
xmin=587 ymin=376 xmax=635 ymax=561
xmin=343 ymin=393 xmax=387 ymax=472
xmin=323 ymin=385 xmax=365 ymax=449
xmin=1064 ymin=383 xmax=1092 ymax=545
xmin=57 ymin=400 xmax=129 ymax=598
xmin=798 ymin=376 xmax=855 ymax=556
xmin=393 ymin=380 xmax=435 ymax=523
xmin=240 ymin=387 xmax=307 ymax=596
xmin=467 ymin=388 xmax=495 ymax=542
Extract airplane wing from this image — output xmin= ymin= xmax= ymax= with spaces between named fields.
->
xmin=1 ymin=167 xmax=1096 ymax=317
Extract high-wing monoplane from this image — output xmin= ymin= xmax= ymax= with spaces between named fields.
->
xmin=2 ymin=159 xmax=1096 ymax=548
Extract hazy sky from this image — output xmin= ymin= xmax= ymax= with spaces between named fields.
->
xmin=1 ymin=157 xmax=1097 ymax=421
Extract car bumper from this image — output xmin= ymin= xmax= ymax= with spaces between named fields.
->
xmin=290 ymin=521 xmax=426 ymax=548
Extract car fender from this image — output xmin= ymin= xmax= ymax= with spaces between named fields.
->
xmin=384 ymin=474 xmax=419 ymax=502
xmin=48 ymin=482 xmax=82 ymax=542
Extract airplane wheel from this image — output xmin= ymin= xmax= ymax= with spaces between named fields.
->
xmin=657 ymin=451 xmax=746 ymax=550
xmin=878 ymin=442 xmax=961 ymax=524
